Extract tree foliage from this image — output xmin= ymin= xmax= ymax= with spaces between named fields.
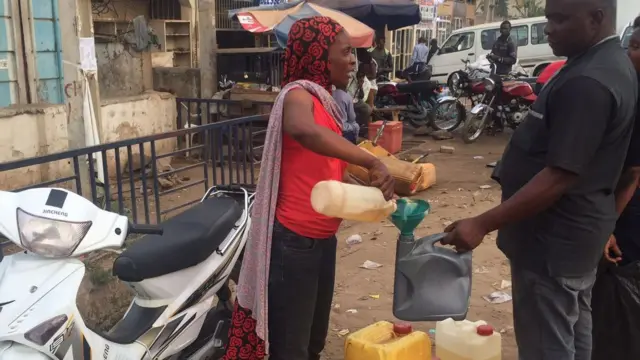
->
xmin=494 ymin=0 xmax=510 ymax=19
xmin=513 ymin=0 xmax=545 ymax=18
xmin=475 ymin=0 xmax=513 ymax=20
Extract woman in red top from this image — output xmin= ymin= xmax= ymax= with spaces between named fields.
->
xmin=224 ymin=17 xmax=395 ymax=360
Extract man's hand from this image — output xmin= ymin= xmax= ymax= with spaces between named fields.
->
xmin=442 ymin=217 xmax=490 ymax=252
xmin=487 ymin=53 xmax=498 ymax=62
xmin=604 ymin=235 xmax=623 ymax=263
xmin=368 ymin=160 xmax=395 ymax=200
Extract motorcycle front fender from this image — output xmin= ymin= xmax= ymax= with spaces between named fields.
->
xmin=0 ymin=342 xmax=50 ymax=360
xmin=470 ymin=103 xmax=488 ymax=115
xmin=436 ymin=96 xmax=458 ymax=104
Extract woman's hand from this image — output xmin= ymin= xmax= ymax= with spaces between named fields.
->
xmin=367 ymin=160 xmax=395 ymax=200
xmin=604 ymin=235 xmax=622 ymax=263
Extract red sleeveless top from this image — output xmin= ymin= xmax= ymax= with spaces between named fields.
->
xmin=275 ymin=96 xmax=346 ymax=239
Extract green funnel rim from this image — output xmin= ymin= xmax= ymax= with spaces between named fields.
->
xmin=390 ymin=199 xmax=430 ymax=236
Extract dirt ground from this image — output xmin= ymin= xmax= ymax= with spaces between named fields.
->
xmin=322 ymin=133 xmax=516 ymax=359
xmin=73 ymin=130 xmax=516 ymax=358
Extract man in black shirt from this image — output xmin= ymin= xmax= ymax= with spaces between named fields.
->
xmin=443 ymin=0 xmax=638 ymax=359
xmin=487 ymin=21 xmax=517 ymax=76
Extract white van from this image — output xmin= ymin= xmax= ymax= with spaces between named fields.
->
xmin=617 ymin=0 xmax=640 ymax=47
xmin=621 ymin=22 xmax=634 ymax=49
xmin=428 ymin=17 xmax=560 ymax=83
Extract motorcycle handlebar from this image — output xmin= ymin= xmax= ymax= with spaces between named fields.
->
xmin=129 ymin=223 xmax=164 ymax=235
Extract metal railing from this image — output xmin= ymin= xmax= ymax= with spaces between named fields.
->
xmin=176 ymin=97 xmax=273 ymax=164
xmin=217 ymin=0 xmax=254 ymax=30
xmin=0 ymin=107 xmax=272 ymax=248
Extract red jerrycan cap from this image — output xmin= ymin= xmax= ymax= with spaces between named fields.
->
xmin=477 ymin=324 xmax=494 ymax=336
xmin=393 ymin=322 xmax=413 ymax=335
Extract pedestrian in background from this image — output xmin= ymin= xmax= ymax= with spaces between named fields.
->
xmin=592 ymin=16 xmax=640 ymax=360
xmin=410 ymin=37 xmax=429 ymax=67
xmin=427 ymin=38 xmax=439 ymax=63
xmin=333 ymin=84 xmax=359 ymax=144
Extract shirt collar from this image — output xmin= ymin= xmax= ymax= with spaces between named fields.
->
xmin=567 ymin=35 xmax=620 ymax=64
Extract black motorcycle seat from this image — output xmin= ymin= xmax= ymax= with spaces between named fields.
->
xmin=519 ymin=77 xmax=538 ymax=85
xmin=396 ymin=80 xmax=440 ymax=94
xmin=113 ymin=196 xmax=243 ymax=282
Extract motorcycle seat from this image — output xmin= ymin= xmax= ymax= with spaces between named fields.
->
xmin=396 ymin=80 xmax=440 ymax=94
xmin=113 ymin=196 xmax=243 ymax=282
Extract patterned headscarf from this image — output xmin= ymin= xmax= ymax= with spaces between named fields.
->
xmin=282 ymin=16 xmax=344 ymax=92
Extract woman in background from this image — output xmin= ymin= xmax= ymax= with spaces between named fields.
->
xmin=427 ymin=38 xmax=439 ymax=63
xmin=591 ymin=16 xmax=640 ymax=360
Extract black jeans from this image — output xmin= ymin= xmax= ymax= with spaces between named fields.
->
xmin=268 ymin=219 xmax=337 ymax=360
xmin=511 ymin=263 xmax=596 ymax=360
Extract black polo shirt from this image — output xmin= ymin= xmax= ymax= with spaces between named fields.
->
xmin=496 ymin=37 xmax=638 ymax=277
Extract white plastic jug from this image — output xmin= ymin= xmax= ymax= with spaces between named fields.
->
xmin=310 ymin=181 xmax=397 ymax=222
xmin=435 ymin=318 xmax=501 ymax=360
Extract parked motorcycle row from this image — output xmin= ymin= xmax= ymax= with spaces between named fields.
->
xmin=375 ymin=55 xmax=541 ymax=144
xmin=451 ymin=56 xmax=539 ymax=144
xmin=374 ymin=64 xmax=466 ymax=132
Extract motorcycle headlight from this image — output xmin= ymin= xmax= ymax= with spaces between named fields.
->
xmin=483 ymin=77 xmax=495 ymax=92
xmin=17 ymin=208 xmax=92 ymax=258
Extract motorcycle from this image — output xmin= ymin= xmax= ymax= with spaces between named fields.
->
xmin=462 ymin=60 xmax=537 ymax=144
xmin=448 ymin=56 xmax=533 ymax=106
xmin=376 ymin=66 xmax=465 ymax=131
xmin=0 ymin=184 xmax=253 ymax=359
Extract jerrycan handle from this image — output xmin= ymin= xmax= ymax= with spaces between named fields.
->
xmin=422 ymin=233 xmax=448 ymax=251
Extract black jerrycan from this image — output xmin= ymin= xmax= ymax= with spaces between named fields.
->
xmin=390 ymin=199 xmax=473 ymax=322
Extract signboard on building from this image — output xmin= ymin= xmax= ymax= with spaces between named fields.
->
xmin=419 ymin=0 xmax=435 ymax=22
xmin=259 ymin=0 xmax=283 ymax=5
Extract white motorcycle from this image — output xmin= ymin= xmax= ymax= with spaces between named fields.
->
xmin=0 ymin=184 xmax=254 ymax=360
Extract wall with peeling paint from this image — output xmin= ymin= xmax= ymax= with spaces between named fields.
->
xmin=0 ymin=104 xmax=72 ymax=188
xmin=96 ymin=42 xmax=145 ymax=98
xmin=0 ymin=91 xmax=177 ymax=190
xmin=100 ymin=91 xmax=177 ymax=175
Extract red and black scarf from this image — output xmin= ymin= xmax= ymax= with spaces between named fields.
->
xmin=282 ymin=16 xmax=344 ymax=92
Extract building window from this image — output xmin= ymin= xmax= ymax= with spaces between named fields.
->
xmin=453 ymin=17 xmax=463 ymax=30
xmin=0 ymin=0 xmax=64 ymax=107
xmin=0 ymin=0 xmax=23 ymax=107
xmin=439 ymin=31 xmax=475 ymax=54
xmin=481 ymin=25 xmax=529 ymax=50
xmin=30 ymin=0 xmax=65 ymax=104
xmin=391 ymin=28 xmax=414 ymax=73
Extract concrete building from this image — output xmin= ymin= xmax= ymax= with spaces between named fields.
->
xmin=388 ymin=0 xmax=476 ymax=74
xmin=0 ymin=0 xmax=183 ymax=189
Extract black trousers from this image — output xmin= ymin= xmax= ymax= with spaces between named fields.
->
xmin=268 ymin=219 xmax=337 ymax=360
